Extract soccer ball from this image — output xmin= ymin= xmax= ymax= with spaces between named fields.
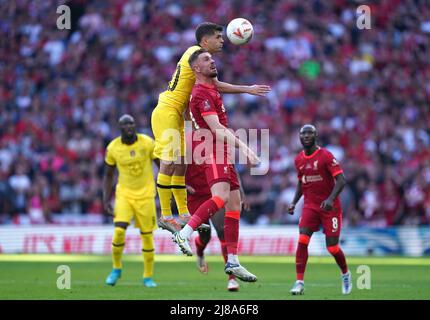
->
xmin=226 ymin=18 xmax=254 ymax=45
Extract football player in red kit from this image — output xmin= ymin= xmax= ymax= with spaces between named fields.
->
xmin=172 ymin=48 xmax=260 ymax=282
xmin=288 ymin=124 xmax=352 ymax=295
xmin=185 ymin=131 xmax=243 ymax=292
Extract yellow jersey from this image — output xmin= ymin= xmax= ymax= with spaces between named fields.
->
xmin=158 ymin=45 xmax=201 ymax=113
xmin=105 ymin=134 xmax=156 ymax=200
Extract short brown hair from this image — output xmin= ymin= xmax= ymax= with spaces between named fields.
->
xmin=195 ymin=22 xmax=223 ymax=44
xmin=188 ymin=48 xmax=208 ymax=67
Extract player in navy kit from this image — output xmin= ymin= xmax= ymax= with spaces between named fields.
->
xmin=288 ymin=124 xmax=352 ymax=295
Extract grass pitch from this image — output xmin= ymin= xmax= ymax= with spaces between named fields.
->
xmin=0 ymin=255 xmax=429 ymax=300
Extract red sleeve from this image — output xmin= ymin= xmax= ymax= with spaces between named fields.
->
xmin=324 ymin=150 xmax=343 ymax=177
xmin=194 ymin=90 xmax=217 ymax=117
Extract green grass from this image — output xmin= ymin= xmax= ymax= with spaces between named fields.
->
xmin=0 ymin=255 xmax=429 ymax=300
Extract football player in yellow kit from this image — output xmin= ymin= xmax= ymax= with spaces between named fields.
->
xmin=152 ymin=22 xmax=270 ymax=233
xmin=103 ymin=114 xmax=159 ymax=287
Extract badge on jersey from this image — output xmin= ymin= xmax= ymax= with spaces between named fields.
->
xmin=203 ymin=100 xmax=211 ymax=111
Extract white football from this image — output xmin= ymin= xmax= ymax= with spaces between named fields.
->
xmin=226 ymin=18 xmax=254 ymax=45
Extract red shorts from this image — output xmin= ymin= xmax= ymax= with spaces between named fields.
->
xmin=202 ymin=162 xmax=240 ymax=191
xmin=299 ymin=206 xmax=343 ymax=237
xmin=187 ymin=194 xmax=211 ymax=217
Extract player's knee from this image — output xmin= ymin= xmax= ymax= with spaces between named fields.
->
xmin=174 ymin=163 xmax=187 ymax=175
xmin=113 ymin=227 xmax=126 ymax=243
xmin=114 ymin=222 xmax=129 ymax=230
xmin=327 ymin=244 xmax=340 ymax=255
xmin=160 ymin=161 xmax=175 ymax=175
xmin=198 ymin=230 xmax=211 ymax=244
xmin=218 ymin=193 xmax=230 ymax=205
xmin=298 ymin=234 xmax=310 ymax=246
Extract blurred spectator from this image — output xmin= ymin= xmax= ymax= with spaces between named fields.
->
xmin=0 ymin=0 xmax=429 ymax=226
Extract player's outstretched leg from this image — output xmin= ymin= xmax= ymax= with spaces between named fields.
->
xmin=173 ymin=195 xmax=225 ymax=255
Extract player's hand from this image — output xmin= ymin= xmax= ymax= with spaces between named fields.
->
xmin=104 ymin=202 xmax=114 ymax=216
xmin=186 ymin=185 xmax=196 ymax=195
xmin=247 ymin=150 xmax=261 ymax=167
xmin=287 ymin=203 xmax=295 ymax=215
xmin=247 ymin=84 xmax=271 ymax=97
xmin=241 ymin=194 xmax=251 ymax=212
xmin=320 ymin=199 xmax=334 ymax=211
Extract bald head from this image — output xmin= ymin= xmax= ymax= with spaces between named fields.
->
xmin=118 ymin=114 xmax=137 ymax=144
xmin=299 ymin=124 xmax=317 ymax=135
xmin=299 ymin=124 xmax=317 ymax=149
xmin=119 ymin=114 xmax=135 ymax=125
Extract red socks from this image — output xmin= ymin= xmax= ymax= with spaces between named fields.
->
xmin=224 ymin=211 xmax=240 ymax=255
xmin=188 ymin=196 xmax=224 ymax=230
xmin=328 ymin=245 xmax=348 ymax=274
xmin=296 ymin=234 xmax=310 ymax=281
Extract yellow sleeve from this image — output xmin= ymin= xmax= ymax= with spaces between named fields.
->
xmin=105 ymin=144 xmax=116 ymax=166
xmin=144 ymin=135 xmax=157 ymax=160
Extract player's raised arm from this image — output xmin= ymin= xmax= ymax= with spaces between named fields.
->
xmin=213 ymin=78 xmax=271 ymax=96
xmin=203 ymin=113 xmax=260 ymax=166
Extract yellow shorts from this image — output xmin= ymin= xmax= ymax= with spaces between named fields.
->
xmin=151 ymin=103 xmax=185 ymax=162
xmin=114 ymin=196 xmax=158 ymax=233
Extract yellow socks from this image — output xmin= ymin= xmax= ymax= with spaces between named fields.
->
xmin=141 ymin=231 xmax=155 ymax=278
xmin=171 ymin=175 xmax=189 ymax=215
xmin=157 ymin=173 xmax=173 ymax=217
xmin=112 ymin=227 xmax=126 ymax=269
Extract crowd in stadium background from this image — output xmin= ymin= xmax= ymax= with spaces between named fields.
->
xmin=0 ymin=0 xmax=429 ymax=227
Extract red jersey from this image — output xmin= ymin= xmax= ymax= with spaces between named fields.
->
xmin=189 ymin=83 xmax=231 ymax=163
xmin=295 ymin=147 xmax=343 ymax=210
xmin=189 ymin=83 xmax=228 ymax=131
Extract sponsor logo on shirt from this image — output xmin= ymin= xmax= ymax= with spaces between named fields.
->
xmin=301 ymin=174 xmax=323 ymax=184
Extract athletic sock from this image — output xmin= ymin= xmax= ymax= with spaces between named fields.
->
xmin=171 ymin=175 xmax=188 ymax=215
xmin=156 ymin=173 xmax=172 ymax=217
xmin=112 ymin=227 xmax=126 ymax=269
xmin=224 ymin=211 xmax=240 ymax=256
xmin=141 ymin=231 xmax=155 ymax=278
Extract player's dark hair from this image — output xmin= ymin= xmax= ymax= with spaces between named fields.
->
xmin=188 ymin=48 xmax=208 ymax=67
xmin=195 ymin=22 xmax=223 ymax=44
